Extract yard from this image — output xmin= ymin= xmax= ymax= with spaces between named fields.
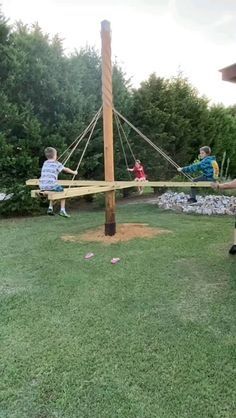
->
xmin=0 ymin=204 xmax=235 ymax=418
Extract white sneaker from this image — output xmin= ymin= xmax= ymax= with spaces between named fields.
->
xmin=59 ymin=211 xmax=70 ymax=218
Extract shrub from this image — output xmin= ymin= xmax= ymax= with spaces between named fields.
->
xmin=0 ymin=184 xmax=41 ymax=217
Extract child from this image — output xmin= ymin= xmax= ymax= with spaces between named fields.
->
xmin=127 ymin=159 xmax=147 ymax=195
xmin=39 ymin=147 xmax=78 ymax=217
xmin=177 ymin=146 xmax=219 ymax=203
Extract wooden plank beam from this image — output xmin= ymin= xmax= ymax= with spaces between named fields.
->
xmin=114 ymin=181 xmax=212 ymax=188
xmin=41 ymin=184 xmax=132 ymax=201
xmin=27 ymin=179 xmax=213 ymax=188
xmin=47 ymin=186 xmax=113 ymax=200
xmin=26 ymin=179 xmax=110 ymax=186
xmin=31 ymin=190 xmax=41 ymax=198
xmin=31 ymin=183 xmax=143 ymax=200
xmin=30 ymin=180 xmax=213 ymax=201
xmin=52 ymin=184 xmax=141 ymax=200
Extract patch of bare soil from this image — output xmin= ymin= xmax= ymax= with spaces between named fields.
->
xmin=61 ymin=223 xmax=171 ymax=244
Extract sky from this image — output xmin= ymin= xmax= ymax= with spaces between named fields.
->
xmin=2 ymin=0 xmax=236 ymax=106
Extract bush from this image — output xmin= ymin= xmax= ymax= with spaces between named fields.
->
xmin=93 ymin=193 xmax=105 ymax=209
xmin=0 ymin=184 xmax=41 ymax=217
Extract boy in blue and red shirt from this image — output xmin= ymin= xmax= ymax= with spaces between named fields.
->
xmin=178 ymin=146 xmax=219 ymax=203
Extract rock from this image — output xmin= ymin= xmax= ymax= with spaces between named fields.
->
xmin=0 ymin=193 xmax=13 ymax=202
xmin=156 ymin=191 xmax=236 ymax=216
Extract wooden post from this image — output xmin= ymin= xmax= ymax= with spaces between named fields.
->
xmin=101 ymin=20 xmax=116 ymax=236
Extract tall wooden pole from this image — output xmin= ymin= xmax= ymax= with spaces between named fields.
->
xmin=101 ymin=20 xmax=116 ymax=236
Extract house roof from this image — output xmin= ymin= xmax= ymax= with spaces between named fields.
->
xmin=219 ymin=63 xmax=236 ymax=83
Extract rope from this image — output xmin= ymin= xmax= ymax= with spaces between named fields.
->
xmin=67 ymin=109 xmax=102 ymax=191
xmin=115 ymin=114 xmax=136 ymax=162
xmin=59 ymin=107 xmax=102 ymax=166
xmin=62 ymin=107 xmax=102 ymax=166
xmin=113 ymin=108 xmax=193 ymax=182
xmin=114 ymin=112 xmax=132 ymax=180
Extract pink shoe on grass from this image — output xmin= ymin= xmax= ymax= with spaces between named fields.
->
xmin=111 ymin=258 xmax=120 ymax=264
xmin=84 ymin=252 xmax=94 ymax=260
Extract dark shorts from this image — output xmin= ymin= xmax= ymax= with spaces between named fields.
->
xmin=40 ymin=185 xmax=64 ymax=193
xmin=52 ymin=185 xmax=64 ymax=192
xmin=193 ymin=176 xmax=214 ymax=183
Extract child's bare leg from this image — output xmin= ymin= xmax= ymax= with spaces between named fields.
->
xmin=47 ymin=200 xmax=54 ymax=215
xmin=139 ymin=185 xmax=144 ymax=194
xmin=136 ymin=180 xmax=143 ymax=194
xmin=60 ymin=199 xmax=66 ymax=211
xmin=135 ymin=178 xmax=140 ymax=193
xmin=59 ymin=199 xmax=70 ymax=218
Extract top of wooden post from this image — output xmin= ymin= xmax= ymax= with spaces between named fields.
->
xmin=101 ymin=20 xmax=111 ymax=32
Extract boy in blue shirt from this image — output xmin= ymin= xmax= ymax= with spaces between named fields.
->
xmin=178 ymin=146 xmax=219 ymax=203
xmin=40 ymin=147 xmax=77 ymax=217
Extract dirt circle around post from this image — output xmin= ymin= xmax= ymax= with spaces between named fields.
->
xmin=61 ymin=223 xmax=171 ymax=244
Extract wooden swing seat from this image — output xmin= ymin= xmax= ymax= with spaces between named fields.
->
xmin=27 ymin=179 xmax=212 ymax=201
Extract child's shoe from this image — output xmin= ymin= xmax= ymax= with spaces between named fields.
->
xmin=84 ymin=252 xmax=94 ymax=259
xmin=47 ymin=208 xmax=55 ymax=216
xmin=59 ymin=210 xmax=70 ymax=218
xmin=39 ymin=191 xmax=48 ymax=203
xmin=187 ymin=198 xmax=197 ymax=204
xmin=111 ymin=257 xmax=120 ymax=264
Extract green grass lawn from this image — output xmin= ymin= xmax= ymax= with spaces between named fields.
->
xmin=0 ymin=204 xmax=235 ymax=418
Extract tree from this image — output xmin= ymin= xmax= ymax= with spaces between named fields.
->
xmin=208 ymin=106 xmax=236 ymax=177
xmin=0 ymin=11 xmax=132 ymax=214
xmin=127 ymin=74 xmax=211 ymax=180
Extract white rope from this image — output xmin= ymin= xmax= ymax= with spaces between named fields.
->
xmin=113 ymin=108 xmax=193 ymax=182
xmin=114 ymin=112 xmax=133 ymax=180
xmin=60 ymin=106 xmax=102 ymax=166
xmin=115 ymin=114 xmax=136 ymax=163
xmin=67 ymin=109 xmax=102 ymax=191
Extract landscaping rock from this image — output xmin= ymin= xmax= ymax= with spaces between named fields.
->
xmin=0 ymin=193 xmax=13 ymax=202
xmin=156 ymin=192 xmax=236 ymax=216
